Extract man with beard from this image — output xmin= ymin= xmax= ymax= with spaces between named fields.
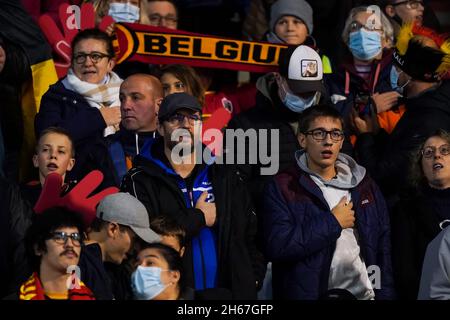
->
xmin=121 ymin=92 xmax=265 ymax=299
xmin=13 ymin=207 xmax=95 ymax=300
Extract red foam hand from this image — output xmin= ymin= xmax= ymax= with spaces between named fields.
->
xmin=34 ymin=171 xmax=119 ymax=227
xmin=38 ymin=3 xmax=114 ymax=78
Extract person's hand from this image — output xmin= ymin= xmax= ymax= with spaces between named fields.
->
xmin=0 ymin=46 xmax=5 ymax=74
xmin=105 ymin=23 xmax=115 ymax=37
xmin=195 ymin=191 xmax=217 ymax=227
xmin=350 ymin=106 xmax=380 ymax=135
xmin=331 ymin=196 xmax=355 ymax=229
xmin=100 ymin=106 xmax=121 ymax=127
xmin=371 ymin=91 xmax=401 ymax=113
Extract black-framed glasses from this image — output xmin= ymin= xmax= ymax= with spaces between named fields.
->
xmin=391 ymin=0 xmax=424 ymax=9
xmin=149 ymin=13 xmax=178 ymax=26
xmin=349 ymin=21 xmax=383 ymax=32
xmin=48 ymin=231 xmax=83 ymax=246
xmin=304 ymin=129 xmax=345 ymax=142
xmin=421 ymin=144 xmax=450 ymax=159
xmin=73 ymin=52 xmax=111 ymax=64
xmin=166 ymin=113 xmax=201 ymax=126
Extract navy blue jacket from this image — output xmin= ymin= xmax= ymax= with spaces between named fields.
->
xmin=35 ymin=80 xmax=115 ymax=188
xmin=263 ymin=165 xmax=395 ymax=300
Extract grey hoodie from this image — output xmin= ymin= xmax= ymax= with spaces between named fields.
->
xmin=295 ymin=149 xmax=366 ymax=189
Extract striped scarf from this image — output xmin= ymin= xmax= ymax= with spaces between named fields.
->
xmin=19 ymin=272 xmax=95 ymax=300
xmin=65 ymin=69 xmax=123 ymax=137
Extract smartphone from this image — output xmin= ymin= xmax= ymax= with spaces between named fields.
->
xmin=354 ymin=92 xmax=371 ymax=116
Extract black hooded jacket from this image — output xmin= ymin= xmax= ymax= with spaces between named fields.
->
xmin=120 ymin=139 xmax=266 ymax=299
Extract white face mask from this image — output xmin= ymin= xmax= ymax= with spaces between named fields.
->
xmin=108 ymin=2 xmax=140 ymax=23
xmin=131 ymin=266 xmax=168 ymax=300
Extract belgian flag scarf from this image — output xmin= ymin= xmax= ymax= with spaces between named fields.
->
xmin=19 ymin=272 xmax=95 ymax=300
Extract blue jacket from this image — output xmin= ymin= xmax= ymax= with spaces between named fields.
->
xmin=263 ymin=165 xmax=395 ymax=300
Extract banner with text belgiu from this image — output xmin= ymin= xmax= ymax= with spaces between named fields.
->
xmin=113 ymin=23 xmax=288 ymax=73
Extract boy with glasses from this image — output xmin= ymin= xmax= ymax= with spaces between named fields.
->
xmin=14 ymin=207 xmax=95 ymax=300
xmin=263 ymin=104 xmax=395 ymax=300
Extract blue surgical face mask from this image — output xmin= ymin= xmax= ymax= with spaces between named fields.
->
xmin=283 ymin=92 xmax=318 ymax=113
xmin=277 ymin=75 xmax=320 ymax=113
xmin=131 ymin=266 xmax=167 ymax=300
xmin=348 ymin=29 xmax=382 ymax=61
xmin=390 ymin=66 xmax=410 ymax=95
xmin=108 ymin=2 xmax=140 ymax=23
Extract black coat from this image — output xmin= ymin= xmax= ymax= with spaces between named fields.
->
xmin=0 ymin=177 xmax=35 ymax=298
xmin=227 ymin=78 xmax=302 ymax=211
xmin=391 ymin=187 xmax=446 ymax=300
xmin=355 ymin=80 xmax=450 ymax=198
xmin=120 ymin=141 xmax=266 ymax=299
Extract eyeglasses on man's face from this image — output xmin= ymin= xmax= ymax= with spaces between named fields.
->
xmin=392 ymin=0 xmax=424 ymax=10
xmin=73 ymin=52 xmax=111 ymax=64
xmin=304 ymin=128 xmax=345 ymax=142
xmin=149 ymin=13 xmax=178 ymax=26
xmin=48 ymin=231 xmax=83 ymax=247
xmin=422 ymin=144 xmax=450 ymax=159
xmin=166 ymin=113 xmax=201 ymax=126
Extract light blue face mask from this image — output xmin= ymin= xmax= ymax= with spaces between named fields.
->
xmin=277 ymin=76 xmax=319 ymax=113
xmin=283 ymin=92 xmax=318 ymax=113
xmin=390 ymin=66 xmax=410 ymax=95
xmin=108 ymin=2 xmax=140 ymax=23
xmin=131 ymin=266 xmax=167 ymax=300
xmin=348 ymin=29 xmax=382 ymax=61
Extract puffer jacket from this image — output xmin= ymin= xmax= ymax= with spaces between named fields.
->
xmin=263 ymin=163 xmax=395 ymax=300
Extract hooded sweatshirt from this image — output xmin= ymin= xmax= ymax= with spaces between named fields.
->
xmin=296 ymin=150 xmax=375 ymax=300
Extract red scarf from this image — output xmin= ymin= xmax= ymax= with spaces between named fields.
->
xmin=19 ymin=272 xmax=95 ymax=300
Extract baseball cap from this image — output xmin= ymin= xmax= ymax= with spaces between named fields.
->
xmin=96 ymin=193 xmax=161 ymax=244
xmin=278 ymin=45 xmax=326 ymax=95
xmin=158 ymin=92 xmax=202 ymax=121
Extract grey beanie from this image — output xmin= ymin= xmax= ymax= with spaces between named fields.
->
xmin=269 ymin=0 xmax=313 ymax=34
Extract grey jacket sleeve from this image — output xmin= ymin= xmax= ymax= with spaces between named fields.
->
xmin=418 ymin=226 xmax=450 ymax=300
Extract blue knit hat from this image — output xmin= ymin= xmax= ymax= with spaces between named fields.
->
xmin=269 ymin=0 xmax=313 ymax=34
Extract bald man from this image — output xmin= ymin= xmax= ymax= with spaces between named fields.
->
xmin=106 ymin=74 xmax=163 ymax=185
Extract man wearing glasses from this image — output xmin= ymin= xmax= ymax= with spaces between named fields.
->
xmin=121 ymin=92 xmax=265 ymax=299
xmin=147 ymin=0 xmax=178 ymax=29
xmin=263 ymin=104 xmax=395 ymax=300
xmin=14 ymin=207 xmax=95 ymax=300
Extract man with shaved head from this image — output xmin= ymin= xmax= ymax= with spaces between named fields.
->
xmin=106 ymin=74 xmax=163 ymax=185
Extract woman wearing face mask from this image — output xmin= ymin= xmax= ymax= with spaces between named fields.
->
xmin=131 ymin=242 xmax=194 ymax=300
xmin=89 ymin=0 xmax=151 ymax=25
xmin=325 ymin=5 xmax=405 ymax=151
xmin=391 ymin=130 xmax=450 ymax=300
